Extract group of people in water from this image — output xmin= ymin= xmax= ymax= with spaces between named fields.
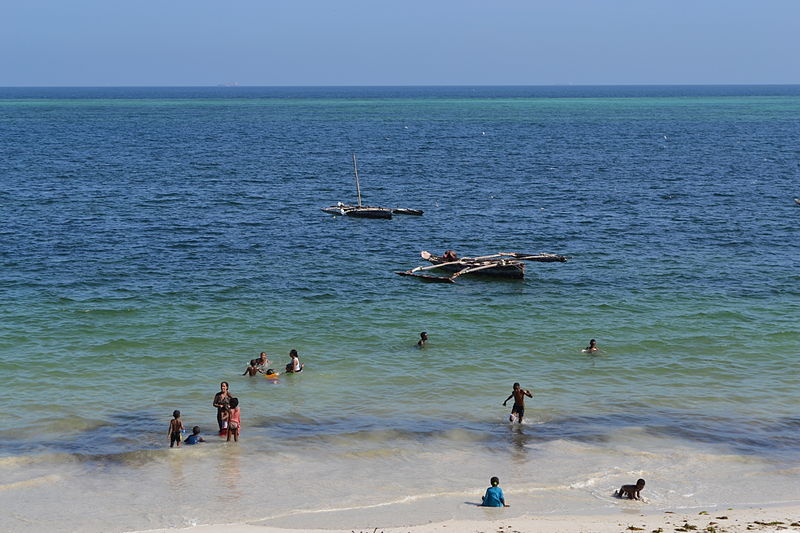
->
xmin=167 ymin=349 xmax=305 ymax=446
xmin=166 ymin=336 xmax=607 ymax=506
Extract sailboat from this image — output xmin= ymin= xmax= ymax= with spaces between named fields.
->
xmin=321 ymin=155 xmax=423 ymax=219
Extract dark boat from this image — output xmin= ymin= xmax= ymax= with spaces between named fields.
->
xmin=321 ymin=155 xmax=422 ymax=219
xmin=321 ymin=203 xmax=393 ymax=219
xmin=396 ymin=250 xmax=567 ymax=283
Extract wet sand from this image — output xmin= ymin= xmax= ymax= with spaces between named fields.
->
xmin=141 ymin=504 xmax=800 ymax=533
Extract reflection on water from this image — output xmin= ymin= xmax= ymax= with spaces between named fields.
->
xmin=217 ymin=444 xmax=243 ymax=504
xmin=168 ymin=449 xmax=187 ymax=494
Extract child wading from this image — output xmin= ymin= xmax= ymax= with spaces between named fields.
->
xmin=243 ymin=359 xmax=260 ymax=376
xmin=481 ymin=476 xmax=509 ymax=507
xmin=503 ymin=382 xmax=533 ymax=423
xmin=168 ymin=410 xmax=184 ymax=448
xmin=226 ymin=397 xmax=240 ymax=442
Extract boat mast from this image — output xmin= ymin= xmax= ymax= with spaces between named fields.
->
xmin=352 ymin=154 xmax=362 ymax=207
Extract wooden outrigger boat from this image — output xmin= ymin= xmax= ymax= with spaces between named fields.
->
xmin=321 ymin=155 xmax=423 ymax=219
xmin=321 ymin=202 xmax=393 ymax=219
xmin=396 ymin=250 xmax=567 ymax=283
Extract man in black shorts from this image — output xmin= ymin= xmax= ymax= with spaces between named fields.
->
xmin=502 ymin=382 xmax=533 ymax=423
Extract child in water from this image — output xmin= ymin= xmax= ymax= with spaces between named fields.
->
xmin=583 ymin=338 xmax=600 ymax=353
xmin=226 ymin=398 xmax=240 ymax=442
xmin=417 ymin=331 xmax=428 ymax=347
xmin=184 ymin=426 xmax=205 ymax=445
xmin=481 ymin=476 xmax=509 ymax=507
xmin=168 ymin=410 xmax=184 ymax=448
xmin=243 ymin=359 xmax=260 ymax=376
xmin=503 ymin=383 xmax=533 ymax=423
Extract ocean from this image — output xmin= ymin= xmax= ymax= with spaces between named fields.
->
xmin=1 ymin=86 xmax=798 ymax=532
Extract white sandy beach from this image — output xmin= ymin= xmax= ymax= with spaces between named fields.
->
xmin=143 ymin=505 xmax=800 ymax=533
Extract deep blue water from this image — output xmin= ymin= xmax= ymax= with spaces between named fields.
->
xmin=0 ymin=86 xmax=799 ymax=531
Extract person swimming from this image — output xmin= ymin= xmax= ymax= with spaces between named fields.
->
xmin=417 ymin=331 xmax=428 ymax=347
xmin=583 ymin=339 xmax=600 ymax=353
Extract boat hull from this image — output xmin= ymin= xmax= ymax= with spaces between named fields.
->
xmin=321 ymin=205 xmax=393 ymax=219
xmin=425 ymin=256 xmax=525 ymax=279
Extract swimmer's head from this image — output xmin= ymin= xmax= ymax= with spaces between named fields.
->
xmin=513 ymin=382 xmax=520 ymax=390
xmin=192 ymin=426 xmax=200 ymax=435
xmin=173 ymin=410 xmax=180 ymax=418
xmin=490 ymin=476 xmax=500 ymax=486
xmin=265 ymin=369 xmax=275 ymax=375
xmin=289 ymin=349 xmax=298 ymax=357
xmin=229 ymin=397 xmax=239 ymax=409
xmin=420 ymin=331 xmax=428 ymax=340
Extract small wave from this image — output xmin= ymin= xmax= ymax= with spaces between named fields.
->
xmin=0 ymin=474 xmax=60 ymax=491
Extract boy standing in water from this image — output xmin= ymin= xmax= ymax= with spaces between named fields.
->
xmin=168 ymin=410 xmax=184 ymax=448
xmin=503 ymin=383 xmax=533 ymax=423
xmin=481 ymin=476 xmax=509 ymax=507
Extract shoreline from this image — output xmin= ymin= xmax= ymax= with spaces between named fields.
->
xmin=140 ymin=504 xmax=800 ymax=533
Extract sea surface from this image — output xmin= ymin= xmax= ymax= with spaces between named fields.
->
xmin=0 ymin=85 xmax=799 ymax=532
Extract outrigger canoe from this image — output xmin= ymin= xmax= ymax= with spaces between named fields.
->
xmin=396 ymin=250 xmax=567 ymax=283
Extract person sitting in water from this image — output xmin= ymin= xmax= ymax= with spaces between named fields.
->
xmin=285 ymin=349 xmax=304 ymax=373
xmin=184 ymin=426 xmax=205 ymax=445
xmin=255 ymin=352 xmax=270 ymax=368
xmin=442 ymin=250 xmax=458 ymax=261
xmin=481 ymin=476 xmax=509 ymax=507
xmin=583 ymin=339 xmax=600 ymax=354
xmin=417 ymin=331 xmax=428 ymax=347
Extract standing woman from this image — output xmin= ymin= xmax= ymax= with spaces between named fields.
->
xmin=213 ymin=381 xmax=231 ymax=432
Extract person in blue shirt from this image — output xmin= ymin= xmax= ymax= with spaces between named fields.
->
xmin=481 ymin=476 xmax=509 ymax=507
xmin=184 ymin=426 xmax=205 ymax=445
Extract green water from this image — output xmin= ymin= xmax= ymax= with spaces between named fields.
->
xmin=0 ymin=85 xmax=798 ymax=532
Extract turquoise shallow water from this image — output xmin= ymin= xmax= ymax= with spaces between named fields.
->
xmin=0 ymin=86 xmax=799 ymax=531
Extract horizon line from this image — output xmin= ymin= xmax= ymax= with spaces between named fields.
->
xmin=2 ymin=83 xmax=800 ymax=89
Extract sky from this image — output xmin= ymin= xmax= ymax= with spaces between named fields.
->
xmin=2 ymin=0 xmax=799 ymax=86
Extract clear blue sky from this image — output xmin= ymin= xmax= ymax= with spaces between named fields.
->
xmin=2 ymin=0 xmax=798 ymax=86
